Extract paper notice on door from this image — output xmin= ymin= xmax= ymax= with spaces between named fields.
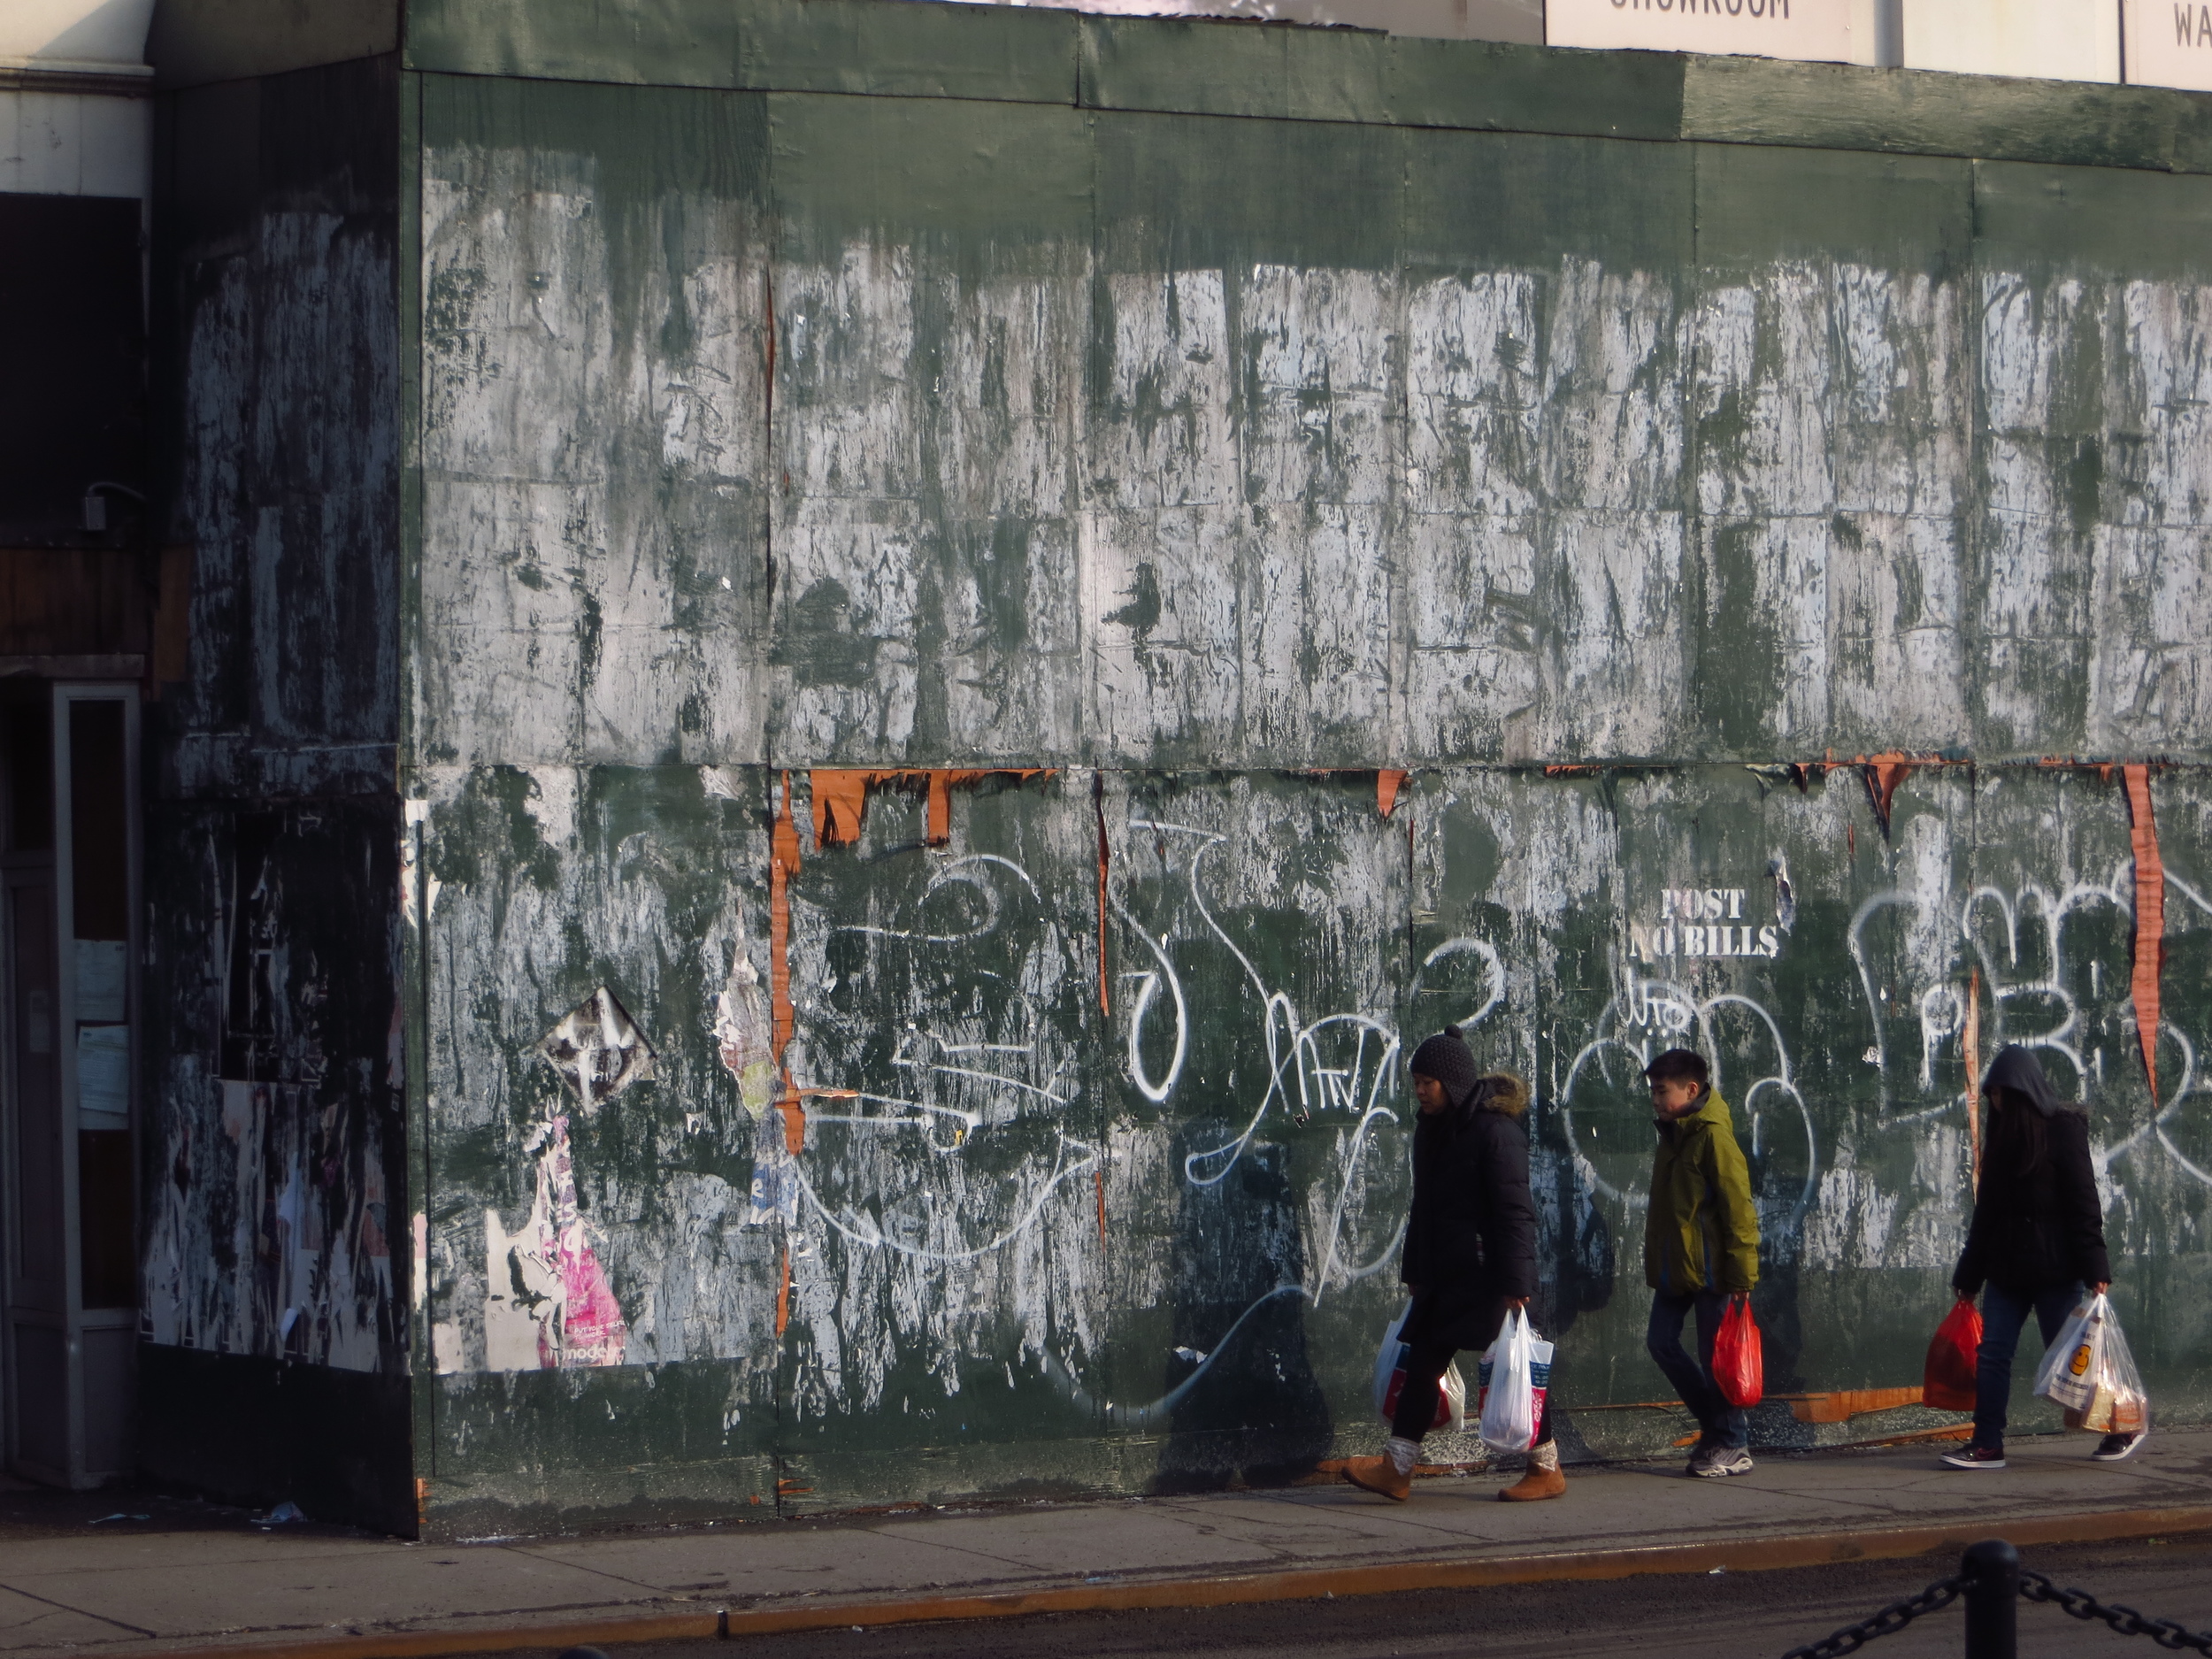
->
xmin=75 ymin=940 xmax=127 ymax=1022
xmin=76 ymin=1025 xmax=131 ymax=1127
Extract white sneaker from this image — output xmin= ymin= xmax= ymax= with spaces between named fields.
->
xmin=1690 ymin=1445 xmax=1754 ymax=1479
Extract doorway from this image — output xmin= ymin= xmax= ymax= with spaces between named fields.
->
xmin=0 ymin=680 xmax=139 ymax=1486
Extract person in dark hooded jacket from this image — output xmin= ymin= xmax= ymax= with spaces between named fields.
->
xmin=1342 ymin=1026 xmax=1563 ymax=1502
xmin=1941 ymin=1045 xmax=2137 ymax=1468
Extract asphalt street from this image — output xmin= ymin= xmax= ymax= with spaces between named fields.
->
xmin=583 ymin=1532 xmax=2212 ymax=1659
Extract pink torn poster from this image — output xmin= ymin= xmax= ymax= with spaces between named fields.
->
xmin=541 ymin=1115 xmax=626 ymax=1368
xmin=483 ymin=1113 xmax=627 ymax=1371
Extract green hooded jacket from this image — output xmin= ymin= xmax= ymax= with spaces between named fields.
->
xmin=1644 ymin=1090 xmax=1760 ymax=1294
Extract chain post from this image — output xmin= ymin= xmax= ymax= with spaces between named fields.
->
xmin=1961 ymin=1540 xmax=2020 ymax=1659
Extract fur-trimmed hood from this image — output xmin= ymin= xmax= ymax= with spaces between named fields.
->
xmin=1474 ymin=1071 xmax=1529 ymax=1119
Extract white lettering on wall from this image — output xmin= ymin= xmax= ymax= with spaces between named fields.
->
xmin=1628 ymin=887 xmax=1783 ymax=962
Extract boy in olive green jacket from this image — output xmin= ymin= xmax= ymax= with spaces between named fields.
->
xmin=1644 ymin=1048 xmax=1761 ymax=1478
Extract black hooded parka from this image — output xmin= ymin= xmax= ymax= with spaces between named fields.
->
xmin=1953 ymin=1045 xmax=2111 ymax=1297
xmin=1400 ymin=1070 xmax=1538 ymax=1351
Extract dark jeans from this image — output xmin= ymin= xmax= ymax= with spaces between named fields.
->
xmin=1973 ymin=1280 xmax=2085 ymax=1449
xmin=1647 ymin=1288 xmax=1747 ymax=1450
xmin=1393 ymin=1333 xmax=1554 ymax=1447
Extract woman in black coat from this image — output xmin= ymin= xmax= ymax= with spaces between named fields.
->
xmin=1342 ymin=1025 xmax=1560 ymax=1502
xmin=1941 ymin=1045 xmax=2137 ymax=1469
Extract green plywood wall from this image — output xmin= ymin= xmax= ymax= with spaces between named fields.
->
xmin=408 ymin=760 xmax=2212 ymax=1525
xmin=377 ymin=2 xmax=2212 ymax=1529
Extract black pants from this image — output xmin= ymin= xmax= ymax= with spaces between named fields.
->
xmin=1392 ymin=1335 xmax=1555 ymax=1446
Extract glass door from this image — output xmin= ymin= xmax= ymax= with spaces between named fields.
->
xmin=1 ymin=682 xmax=138 ymax=1486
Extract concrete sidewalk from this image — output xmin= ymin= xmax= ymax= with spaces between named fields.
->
xmin=3 ymin=1430 xmax=2208 ymax=1659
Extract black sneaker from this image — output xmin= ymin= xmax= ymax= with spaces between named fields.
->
xmin=1941 ymin=1443 xmax=2006 ymax=1470
xmin=2092 ymin=1432 xmax=2146 ymax=1462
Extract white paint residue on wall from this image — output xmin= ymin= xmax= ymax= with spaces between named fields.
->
xmin=142 ymin=1079 xmax=394 ymax=1371
xmin=416 ymin=157 xmax=769 ymax=768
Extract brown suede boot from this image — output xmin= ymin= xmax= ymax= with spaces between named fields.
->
xmin=1340 ymin=1455 xmax=1412 ymax=1502
xmin=1500 ymin=1441 xmax=1566 ymax=1502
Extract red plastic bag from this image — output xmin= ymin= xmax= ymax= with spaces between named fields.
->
xmin=1714 ymin=1294 xmax=1764 ymax=1408
xmin=1923 ymin=1300 xmax=1983 ymax=1413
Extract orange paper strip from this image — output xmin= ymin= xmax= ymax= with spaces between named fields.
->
xmin=1863 ymin=753 xmax=1913 ymax=836
xmin=771 ymin=772 xmax=801 ymax=1064
xmin=810 ymin=770 xmax=876 ymax=846
xmin=810 ymin=768 xmax=1054 ymax=847
xmin=1378 ymin=770 xmax=1407 ymax=819
xmin=2125 ymin=764 xmax=2164 ymax=1101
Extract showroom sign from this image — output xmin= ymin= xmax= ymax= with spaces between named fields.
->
xmin=1547 ymin=0 xmax=1854 ymax=61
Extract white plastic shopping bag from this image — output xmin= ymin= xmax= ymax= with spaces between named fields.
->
xmin=1476 ymin=1310 xmax=1554 ymax=1451
xmin=2040 ymin=1293 xmax=2150 ymax=1435
xmin=1477 ymin=1308 xmax=1542 ymax=1453
xmin=2034 ymin=1294 xmax=2104 ymax=1413
xmin=1371 ymin=1300 xmax=1466 ymax=1434
xmin=2077 ymin=1301 xmax=2149 ymax=1435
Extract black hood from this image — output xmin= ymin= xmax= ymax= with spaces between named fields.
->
xmin=1983 ymin=1044 xmax=2072 ymax=1117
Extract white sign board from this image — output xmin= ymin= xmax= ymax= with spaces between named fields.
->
xmin=1548 ymin=0 xmax=1854 ymax=63
xmin=76 ymin=1025 xmax=130 ymax=1128
xmin=2126 ymin=0 xmax=2212 ymax=89
xmin=1904 ymin=0 xmax=2120 ymax=83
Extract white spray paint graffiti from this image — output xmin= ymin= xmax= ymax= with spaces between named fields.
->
xmin=774 ymin=852 xmax=1096 ymax=1263
xmin=1855 ymin=858 xmax=2212 ymax=1189
xmin=764 ymin=832 xmax=1101 ymax=1417
xmin=1553 ymin=971 xmax=1820 ymax=1231
xmin=1104 ymin=807 xmax=1449 ymax=1423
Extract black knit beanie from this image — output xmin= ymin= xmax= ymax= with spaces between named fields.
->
xmin=1409 ymin=1025 xmax=1479 ymax=1110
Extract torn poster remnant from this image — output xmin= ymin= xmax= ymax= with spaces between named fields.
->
xmin=482 ymin=1113 xmax=628 ymax=1370
xmin=539 ymin=987 xmax=655 ymax=1107
xmin=714 ymin=931 xmax=777 ymax=1118
xmin=142 ymin=1079 xmax=396 ymax=1371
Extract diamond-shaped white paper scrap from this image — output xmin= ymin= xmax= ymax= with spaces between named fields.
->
xmin=540 ymin=987 xmax=655 ymax=1107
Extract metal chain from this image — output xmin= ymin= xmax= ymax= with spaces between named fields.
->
xmin=2019 ymin=1568 xmax=2212 ymax=1654
xmin=1783 ymin=1562 xmax=2212 ymax=1659
xmin=1779 ymin=1576 xmax=1962 ymax=1659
